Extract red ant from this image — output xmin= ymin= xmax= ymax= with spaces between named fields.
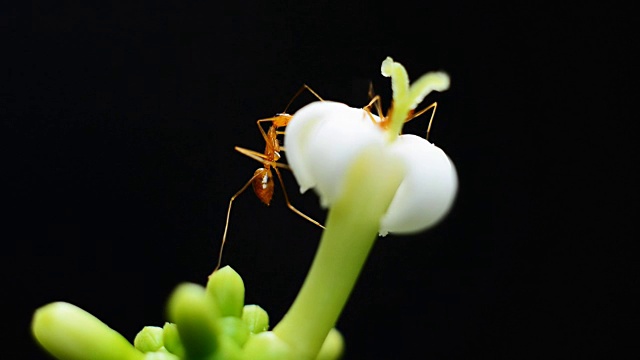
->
xmin=213 ymin=85 xmax=324 ymax=273
xmin=212 ymin=84 xmax=440 ymax=273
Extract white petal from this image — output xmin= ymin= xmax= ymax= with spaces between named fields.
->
xmin=285 ymin=101 xmax=386 ymax=207
xmin=379 ymin=135 xmax=458 ymax=235
xmin=285 ymin=102 xmax=457 ymax=235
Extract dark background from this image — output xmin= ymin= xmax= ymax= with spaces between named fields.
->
xmin=4 ymin=1 xmax=636 ymax=359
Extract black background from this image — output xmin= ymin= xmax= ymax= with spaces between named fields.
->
xmin=4 ymin=1 xmax=636 ymax=359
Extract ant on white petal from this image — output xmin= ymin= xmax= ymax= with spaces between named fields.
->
xmin=363 ymin=82 xmax=439 ymax=140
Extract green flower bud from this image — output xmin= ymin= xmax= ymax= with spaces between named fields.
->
xmin=219 ymin=316 xmax=250 ymax=347
xmin=142 ymin=352 xmax=180 ymax=360
xmin=241 ymin=332 xmax=294 ymax=360
xmin=162 ymin=323 xmax=184 ymax=358
xmin=167 ymin=283 xmax=221 ymax=358
xmin=206 ymin=265 xmax=245 ymax=317
xmin=32 ymin=302 xmax=143 ymax=360
xmin=242 ymin=305 xmax=269 ymax=334
xmin=315 ymin=328 xmax=344 ymax=360
xmin=134 ymin=326 xmax=164 ymax=353
xmin=210 ymin=335 xmax=243 ymax=360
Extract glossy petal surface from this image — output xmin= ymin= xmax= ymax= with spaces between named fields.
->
xmin=285 ymin=101 xmax=457 ymax=235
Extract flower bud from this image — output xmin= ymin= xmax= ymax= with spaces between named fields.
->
xmin=167 ymin=283 xmax=221 ymax=358
xmin=161 ymin=323 xmax=184 ymax=358
xmin=219 ymin=316 xmax=250 ymax=347
xmin=211 ymin=335 xmax=243 ymax=360
xmin=242 ymin=304 xmax=270 ymax=334
xmin=32 ymin=302 xmax=143 ymax=360
xmin=242 ymin=332 xmax=294 ymax=360
xmin=134 ymin=326 xmax=164 ymax=353
xmin=207 ymin=265 xmax=245 ymax=318
xmin=142 ymin=352 xmax=179 ymax=360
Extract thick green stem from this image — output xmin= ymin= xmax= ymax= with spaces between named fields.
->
xmin=273 ymin=146 xmax=405 ymax=359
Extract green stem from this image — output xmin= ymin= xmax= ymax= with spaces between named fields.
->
xmin=273 ymin=146 xmax=405 ymax=359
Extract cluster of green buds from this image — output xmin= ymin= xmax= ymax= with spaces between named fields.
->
xmin=32 ymin=266 xmax=343 ymax=360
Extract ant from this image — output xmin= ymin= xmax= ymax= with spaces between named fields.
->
xmin=212 ymin=83 xmax=440 ymax=274
xmin=363 ymin=82 xmax=439 ymax=140
xmin=213 ymin=85 xmax=325 ymax=273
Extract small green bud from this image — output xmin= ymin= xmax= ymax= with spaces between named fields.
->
xmin=32 ymin=302 xmax=143 ymax=360
xmin=134 ymin=326 xmax=164 ymax=353
xmin=210 ymin=335 xmax=243 ymax=360
xmin=142 ymin=352 xmax=180 ymax=360
xmin=241 ymin=332 xmax=294 ymax=360
xmin=219 ymin=316 xmax=250 ymax=347
xmin=162 ymin=323 xmax=184 ymax=358
xmin=207 ymin=265 xmax=245 ymax=317
xmin=315 ymin=328 xmax=344 ymax=360
xmin=167 ymin=283 xmax=221 ymax=358
xmin=242 ymin=304 xmax=270 ymax=334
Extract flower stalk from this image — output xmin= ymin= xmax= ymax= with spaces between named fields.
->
xmin=273 ymin=146 xmax=405 ymax=358
xmin=274 ymin=56 xmax=455 ymax=358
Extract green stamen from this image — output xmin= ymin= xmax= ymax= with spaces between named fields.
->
xmin=382 ymin=57 xmax=450 ymax=140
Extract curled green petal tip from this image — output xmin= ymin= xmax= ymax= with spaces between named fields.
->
xmin=407 ymin=71 xmax=450 ymax=110
xmin=380 ymin=56 xmax=394 ymax=76
xmin=381 ymin=56 xmax=409 ymax=109
xmin=381 ymin=56 xmax=451 ymax=138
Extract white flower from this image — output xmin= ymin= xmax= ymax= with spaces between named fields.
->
xmin=284 ymin=101 xmax=458 ymax=236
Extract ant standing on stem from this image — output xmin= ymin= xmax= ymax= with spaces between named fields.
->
xmin=213 ymin=85 xmax=325 ymax=274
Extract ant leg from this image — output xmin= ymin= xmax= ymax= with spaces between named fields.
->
xmin=235 ymin=146 xmax=290 ymax=170
xmin=367 ymin=82 xmax=385 ymax=121
xmin=282 ymin=84 xmax=324 ymax=114
xmin=273 ymin=167 xmax=325 ymax=229
xmin=212 ymin=172 xmax=263 ymax=275
xmin=256 ymin=116 xmax=281 ymax=142
xmin=405 ymin=102 xmax=437 ymax=140
xmin=256 ymin=85 xmax=324 ymax=149
xmin=362 ymin=94 xmax=384 ymax=125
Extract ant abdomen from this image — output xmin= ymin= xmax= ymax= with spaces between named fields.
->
xmin=252 ymin=168 xmax=274 ymax=206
